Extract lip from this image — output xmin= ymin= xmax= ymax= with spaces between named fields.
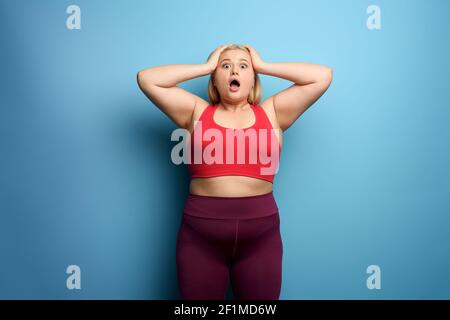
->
xmin=228 ymin=77 xmax=241 ymax=86
xmin=229 ymin=84 xmax=240 ymax=92
xmin=228 ymin=85 xmax=241 ymax=92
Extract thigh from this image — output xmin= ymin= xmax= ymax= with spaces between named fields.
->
xmin=230 ymin=214 xmax=283 ymax=300
xmin=176 ymin=214 xmax=233 ymax=300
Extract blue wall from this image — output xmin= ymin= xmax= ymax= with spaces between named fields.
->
xmin=1 ymin=0 xmax=449 ymax=299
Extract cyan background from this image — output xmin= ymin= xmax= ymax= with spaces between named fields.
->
xmin=1 ymin=0 xmax=449 ymax=299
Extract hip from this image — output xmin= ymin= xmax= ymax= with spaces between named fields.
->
xmin=182 ymin=189 xmax=279 ymax=220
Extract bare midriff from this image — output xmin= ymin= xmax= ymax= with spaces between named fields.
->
xmin=189 ymin=176 xmax=273 ymax=197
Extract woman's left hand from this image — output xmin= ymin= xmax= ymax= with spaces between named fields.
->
xmin=243 ymin=44 xmax=266 ymax=74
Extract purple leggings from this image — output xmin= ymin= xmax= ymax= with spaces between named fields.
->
xmin=176 ymin=191 xmax=283 ymax=300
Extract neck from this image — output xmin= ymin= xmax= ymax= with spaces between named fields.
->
xmin=217 ymin=101 xmax=251 ymax=112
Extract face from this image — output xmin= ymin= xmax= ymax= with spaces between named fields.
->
xmin=212 ymin=49 xmax=255 ymax=103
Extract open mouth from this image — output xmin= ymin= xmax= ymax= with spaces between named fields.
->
xmin=229 ymin=79 xmax=240 ymax=92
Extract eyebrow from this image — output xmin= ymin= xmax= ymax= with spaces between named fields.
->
xmin=221 ymin=58 xmax=249 ymax=63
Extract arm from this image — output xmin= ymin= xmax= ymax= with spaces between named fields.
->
xmin=136 ymin=45 xmax=230 ymax=129
xmin=136 ymin=63 xmax=212 ymax=129
xmin=244 ymin=45 xmax=333 ymax=131
xmin=259 ymin=61 xmax=333 ymax=131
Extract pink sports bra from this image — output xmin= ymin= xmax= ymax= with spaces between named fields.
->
xmin=186 ymin=104 xmax=282 ymax=183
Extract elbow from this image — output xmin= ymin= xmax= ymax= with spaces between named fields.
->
xmin=136 ymin=71 xmax=144 ymax=86
xmin=324 ymin=67 xmax=333 ymax=80
xmin=319 ymin=67 xmax=333 ymax=84
xmin=137 ymin=71 xmax=150 ymax=89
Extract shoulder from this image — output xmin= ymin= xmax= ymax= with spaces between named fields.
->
xmin=187 ymin=98 xmax=211 ymax=134
xmin=258 ymin=97 xmax=283 ymax=148
xmin=194 ymin=98 xmax=210 ymax=119
xmin=258 ymin=97 xmax=281 ymax=131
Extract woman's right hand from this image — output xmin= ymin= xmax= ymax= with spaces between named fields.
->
xmin=206 ymin=44 xmax=231 ymax=73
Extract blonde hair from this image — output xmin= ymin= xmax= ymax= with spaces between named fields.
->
xmin=207 ymin=44 xmax=262 ymax=105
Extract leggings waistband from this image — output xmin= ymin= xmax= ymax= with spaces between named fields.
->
xmin=183 ymin=191 xmax=279 ymax=219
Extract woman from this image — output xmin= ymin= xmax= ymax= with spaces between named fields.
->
xmin=137 ymin=44 xmax=333 ymax=300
